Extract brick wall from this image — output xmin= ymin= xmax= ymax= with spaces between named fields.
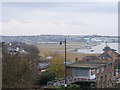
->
xmin=66 ymin=66 xmax=72 ymax=76
xmin=96 ymin=62 xmax=115 ymax=88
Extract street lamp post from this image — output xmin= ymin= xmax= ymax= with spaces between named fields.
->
xmin=60 ymin=39 xmax=67 ymax=90
xmin=64 ymin=39 xmax=67 ymax=90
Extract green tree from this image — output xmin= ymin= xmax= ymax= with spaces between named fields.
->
xmin=60 ymin=84 xmax=81 ymax=89
xmin=118 ymin=83 xmax=120 ymax=89
xmin=37 ymin=71 xmax=56 ymax=85
xmin=48 ymin=84 xmax=82 ymax=90
xmin=48 ymin=56 xmax=64 ymax=78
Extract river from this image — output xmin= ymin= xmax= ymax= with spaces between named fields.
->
xmin=77 ymin=43 xmax=119 ymax=54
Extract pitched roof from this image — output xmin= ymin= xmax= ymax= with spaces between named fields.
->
xmin=99 ymin=52 xmax=112 ymax=59
xmin=100 ymin=45 xmax=118 ymax=59
xmin=112 ymin=51 xmax=119 ymax=56
xmin=103 ymin=45 xmax=116 ymax=52
xmin=82 ymin=56 xmax=99 ymax=61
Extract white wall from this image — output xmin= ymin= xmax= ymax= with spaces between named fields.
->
xmin=72 ymin=68 xmax=96 ymax=79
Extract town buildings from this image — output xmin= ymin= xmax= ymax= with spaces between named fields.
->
xmin=66 ymin=45 xmax=120 ymax=88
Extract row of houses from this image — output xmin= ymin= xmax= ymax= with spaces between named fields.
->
xmin=66 ymin=45 xmax=120 ymax=88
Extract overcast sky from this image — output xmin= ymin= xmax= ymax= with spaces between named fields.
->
xmin=1 ymin=1 xmax=119 ymax=36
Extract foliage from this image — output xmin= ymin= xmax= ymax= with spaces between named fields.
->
xmin=58 ymin=84 xmax=81 ymax=90
xmin=48 ymin=55 xmax=64 ymax=78
xmin=37 ymin=71 xmax=56 ymax=85
xmin=2 ymin=42 xmax=40 ymax=59
xmin=2 ymin=42 xmax=40 ymax=88
xmin=23 ymin=44 xmax=40 ymax=60
xmin=48 ymin=84 xmax=82 ymax=90
xmin=118 ymin=83 xmax=120 ymax=89
xmin=2 ymin=56 xmax=36 ymax=88
xmin=67 ymin=84 xmax=81 ymax=89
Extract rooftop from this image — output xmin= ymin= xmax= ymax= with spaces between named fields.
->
xmin=103 ymin=45 xmax=116 ymax=52
xmin=69 ymin=63 xmax=101 ymax=69
xmin=68 ymin=45 xmax=118 ymax=69
xmin=68 ymin=60 xmax=114 ymax=69
xmin=99 ymin=52 xmax=112 ymax=59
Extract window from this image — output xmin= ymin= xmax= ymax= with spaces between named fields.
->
xmin=91 ymin=69 xmax=95 ymax=75
xmin=91 ymin=71 xmax=93 ymax=75
xmin=97 ymin=68 xmax=99 ymax=73
xmin=101 ymin=67 xmax=104 ymax=72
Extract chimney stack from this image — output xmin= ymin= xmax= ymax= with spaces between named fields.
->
xmin=75 ymin=58 xmax=78 ymax=62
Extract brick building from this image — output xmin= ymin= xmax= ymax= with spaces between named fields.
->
xmin=66 ymin=45 xmax=119 ymax=88
xmin=66 ymin=60 xmax=115 ymax=88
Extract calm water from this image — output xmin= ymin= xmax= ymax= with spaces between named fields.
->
xmin=77 ymin=43 xmax=119 ymax=54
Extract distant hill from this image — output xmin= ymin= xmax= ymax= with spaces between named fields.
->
xmin=1 ymin=35 xmax=119 ymax=44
